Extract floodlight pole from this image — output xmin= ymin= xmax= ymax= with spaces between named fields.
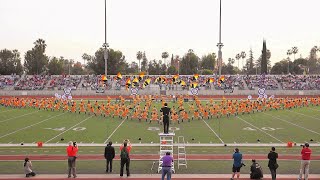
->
xmin=104 ymin=0 xmax=108 ymax=76
xmin=217 ymin=0 xmax=223 ymax=76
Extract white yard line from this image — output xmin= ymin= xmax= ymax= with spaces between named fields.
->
xmin=309 ymin=107 xmax=320 ymax=112
xmin=263 ymin=112 xmax=320 ymax=135
xmin=0 ymin=110 xmax=40 ymax=123
xmin=287 ymin=110 xmax=320 ymax=121
xmin=236 ymin=116 xmax=284 ymax=143
xmin=0 ymin=113 xmax=66 ymax=139
xmin=103 ymin=119 xmax=126 ymax=144
xmin=202 ymin=119 xmax=225 ymax=144
xmin=45 ymin=115 xmax=94 ymax=143
xmin=0 ymin=109 xmax=15 ymax=114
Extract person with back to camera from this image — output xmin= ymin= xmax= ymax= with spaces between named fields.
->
xmin=250 ymin=159 xmax=263 ymax=179
xmin=120 ymin=139 xmax=132 ymax=177
xmin=66 ymin=141 xmax=78 ymax=178
xmin=23 ymin=157 xmax=36 ymax=178
xmin=298 ymin=143 xmax=312 ymax=180
xmin=104 ymin=141 xmax=115 ymax=173
xmin=161 ymin=152 xmax=174 ymax=180
xmin=160 ymin=103 xmax=171 ymax=134
xmin=231 ymin=148 xmax=243 ymax=180
xmin=268 ymin=147 xmax=278 ymax=180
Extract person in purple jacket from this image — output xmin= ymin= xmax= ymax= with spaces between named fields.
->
xmin=161 ymin=152 xmax=174 ymax=180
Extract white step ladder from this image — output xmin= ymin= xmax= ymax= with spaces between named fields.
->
xmin=177 ymin=136 xmax=187 ymax=169
xmin=158 ymin=133 xmax=175 ymax=173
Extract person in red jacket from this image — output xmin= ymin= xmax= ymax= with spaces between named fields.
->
xmin=66 ymin=141 xmax=78 ymax=178
xmin=298 ymin=143 xmax=312 ymax=180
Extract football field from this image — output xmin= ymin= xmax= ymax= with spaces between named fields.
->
xmin=1 ymin=100 xmax=320 ymax=146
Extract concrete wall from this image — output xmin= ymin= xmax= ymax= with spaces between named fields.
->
xmin=1 ymin=88 xmax=319 ymax=96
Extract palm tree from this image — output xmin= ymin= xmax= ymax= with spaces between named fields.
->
xmin=235 ymin=54 xmax=241 ymax=70
xmin=291 ymin=47 xmax=298 ymax=60
xmin=161 ymin=52 xmax=169 ymax=67
xmin=287 ymin=49 xmax=292 ymax=74
xmin=312 ymin=46 xmax=319 ymax=58
xmin=240 ymin=51 xmax=246 ymax=73
xmin=136 ymin=51 xmax=143 ymax=72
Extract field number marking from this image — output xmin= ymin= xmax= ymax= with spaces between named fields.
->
xmin=147 ymin=127 xmax=180 ymax=131
xmin=243 ymin=127 xmax=282 ymax=131
xmin=44 ymin=127 xmax=86 ymax=131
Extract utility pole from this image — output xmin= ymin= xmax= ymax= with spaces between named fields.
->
xmin=217 ymin=0 xmax=223 ymax=76
xmin=103 ymin=0 xmax=109 ymax=76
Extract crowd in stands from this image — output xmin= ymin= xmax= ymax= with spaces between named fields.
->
xmin=244 ymin=75 xmax=279 ymax=90
xmin=275 ymin=75 xmax=320 ymax=90
xmin=0 ymin=75 xmax=19 ymax=89
xmin=14 ymin=75 xmax=49 ymax=90
xmin=47 ymin=75 xmax=82 ymax=90
xmin=1 ymin=74 xmax=319 ymax=91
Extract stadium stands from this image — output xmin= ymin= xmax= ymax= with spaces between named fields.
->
xmin=47 ymin=75 xmax=82 ymax=90
xmin=14 ymin=75 xmax=49 ymax=90
xmin=0 ymin=75 xmax=19 ymax=89
xmin=1 ymin=74 xmax=319 ymax=91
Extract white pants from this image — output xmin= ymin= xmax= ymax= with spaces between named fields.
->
xmin=299 ymin=160 xmax=310 ymax=180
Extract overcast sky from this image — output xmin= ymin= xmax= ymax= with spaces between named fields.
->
xmin=0 ymin=0 xmax=319 ymax=67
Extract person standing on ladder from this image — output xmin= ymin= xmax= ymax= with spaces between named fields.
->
xmin=160 ymin=103 xmax=171 ymax=134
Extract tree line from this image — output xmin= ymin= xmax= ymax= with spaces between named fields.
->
xmin=0 ymin=38 xmax=319 ymax=75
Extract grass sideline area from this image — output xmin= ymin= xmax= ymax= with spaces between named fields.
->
xmin=1 ymin=160 xmax=320 ymax=174
xmin=0 ymin=146 xmax=319 ymax=155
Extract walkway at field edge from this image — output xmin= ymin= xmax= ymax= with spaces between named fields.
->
xmin=1 ymin=174 xmax=320 ymax=180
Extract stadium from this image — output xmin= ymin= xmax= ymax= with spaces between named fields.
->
xmin=1 ymin=0 xmax=320 ymax=180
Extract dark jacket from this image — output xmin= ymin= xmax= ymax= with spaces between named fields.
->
xmin=104 ymin=145 xmax=115 ymax=160
xmin=268 ymin=151 xmax=278 ymax=169
xmin=160 ymin=107 xmax=171 ymax=121
xmin=250 ymin=162 xmax=263 ymax=179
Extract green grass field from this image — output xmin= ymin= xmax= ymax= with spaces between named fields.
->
xmin=1 ymin=100 xmax=320 ymax=145
xmin=1 ymin=101 xmax=320 ymax=175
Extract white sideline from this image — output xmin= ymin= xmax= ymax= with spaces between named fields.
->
xmin=237 ymin=116 xmax=284 ymax=143
xmin=103 ymin=118 xmax=126 ymax=144
xmin=0 ymin=110 xmax=39 ymax=123
xmin=202 ymin=119 xmax=225 ymax=144
xmin=263 ymin=112 xmax=320 ymax=135
xmin=0 ymin=113 xmax=66 ymax=139
xmin=45 ymin=115 xmax=94 ymax=143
